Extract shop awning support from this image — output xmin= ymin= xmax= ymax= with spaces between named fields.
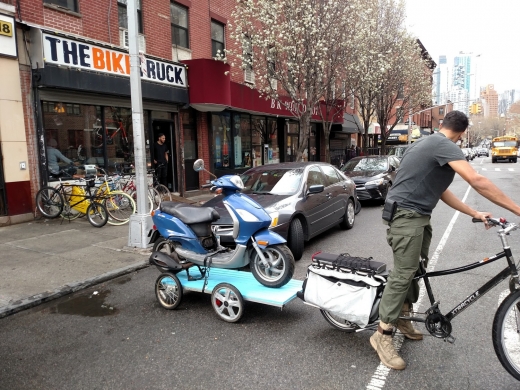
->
xmin=128 ymin=0 xmax=151 ymax=248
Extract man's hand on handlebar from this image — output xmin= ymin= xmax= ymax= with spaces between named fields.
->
xmin=473 ymin=211 xmax=493 ymax=229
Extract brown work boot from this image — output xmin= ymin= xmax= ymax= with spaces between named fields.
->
xmin=370 ymin=321 xmax=406 ymax=370
xmin=397 ymin=302 xmax=423 ymax=340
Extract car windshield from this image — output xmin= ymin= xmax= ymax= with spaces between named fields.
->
xmin=240 ymin=168 xmax=303 ymax=195
xmin=342 ymin=157 xmax=388 ymax=172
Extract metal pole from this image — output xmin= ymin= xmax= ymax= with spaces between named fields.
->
xmin=127 ymin=0 xmax=149 ymax=248
xmin=407 ymin=106 xmax=412 ymax=145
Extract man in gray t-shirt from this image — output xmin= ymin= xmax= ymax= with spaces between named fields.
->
xmin=371 ymin=111 xmax=520 ymax=371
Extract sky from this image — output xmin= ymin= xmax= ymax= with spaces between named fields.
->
xmin=405 ymin=0 xmax=520 ymax=95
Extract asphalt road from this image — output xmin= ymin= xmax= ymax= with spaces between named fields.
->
xmin=1 ymin=156 xmax=520 ymax=389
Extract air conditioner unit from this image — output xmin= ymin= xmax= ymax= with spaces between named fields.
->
xmin=244 ymin=68 xmax=255 ymax=84
xmin=119 ymin=28 xmax=146 ymax=52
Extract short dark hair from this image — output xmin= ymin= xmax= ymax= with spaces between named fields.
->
xmin=157 ymin=133 xmax=165 ymax=139
xmin=442 ymin=111 xmax=468 ymax=132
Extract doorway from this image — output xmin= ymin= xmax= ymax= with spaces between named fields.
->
xmin=152 ymin=120 xmax=177 ymax=192
xmin=0 ymin=145 xmax=6 ymax=215
xmin=181 ymin=110 xmax=199 ymax=191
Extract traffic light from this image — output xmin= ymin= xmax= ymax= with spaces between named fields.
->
xmin=469 ymin=104 xmax=475 ymax=114
xmin=476 ymin=103 xmax=482 ymax=114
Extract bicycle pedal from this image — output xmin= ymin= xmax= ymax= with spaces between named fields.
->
xmin=444 ymin=335 xmax=456 ymax=344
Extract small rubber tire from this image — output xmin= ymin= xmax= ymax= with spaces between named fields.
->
xmin=320 ymin=310 xmax=359 ymax=332
xmin=155 ymin=272 xmax=183 ymax=310
xmin=288 ymin=218 xmax=304 ymax=261
xmin=211 ymin=283 xmax=244 ymax=323
xmin=153 ymin=237 xmax=173 ymax=254
xmin=36 ymin=187 xmax=64 ymax=218
xmin=513 ymin=158 xmax=517 ymax=164
xmin=250 ymin=244 xmax=295 ymax=288
xmin=86 ymin=202 xmax=109 ymax=227
xmin=339 ymin=198 xmax=355 ymax=230
xmin=492 ymin=289 xmax=520 ymax=380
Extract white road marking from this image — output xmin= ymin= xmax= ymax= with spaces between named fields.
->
xmin=482 ymin=168 xmax=488 ymax=171
xmin=496 ymin=168 xmax=501 ymax=171
xmin=498 ymin=290 xmax=520 ymax=368
xmin=509 ymin=168 xmax=515 ymax=172
xmin=365 ymin=185 xmax=472 ymax=389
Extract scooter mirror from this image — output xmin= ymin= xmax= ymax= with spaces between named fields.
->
xmin=193 ymin=159 xmax=205 ymax=172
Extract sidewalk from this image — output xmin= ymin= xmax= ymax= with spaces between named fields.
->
xmin=0 ymin=193 xmax=214 ymax=318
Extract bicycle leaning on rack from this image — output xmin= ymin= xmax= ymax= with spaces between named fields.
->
xmin=299 ymin=217 xmax=520 ymax=381
xmin=36 ymin=175 xmax=109 ymax=227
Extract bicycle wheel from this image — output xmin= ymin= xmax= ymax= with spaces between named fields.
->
xmin=149 ymin=187 xmax=161 ymax=210
xmin=35 ymin=187 xmax=64 ymax=218
xmin=105 ymin=191 xmax=136 ymax=225
xmin=130 ymin=191 xmax=153 ymax=213
xmin=492 ymin=288 xmax=520 ymax=380
xmin=320 ymin=310 xmax=359 ymax=332
xmin=154 ymin=183 xmax=172 ymax=202
xmin=86 ymin=202 xmax=108 ymax=227
xmin=60 ymin=186 xmax=84 ymax=220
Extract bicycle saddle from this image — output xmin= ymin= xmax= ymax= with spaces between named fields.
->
xmin=160 ymin=201 xmax=220 ymax=224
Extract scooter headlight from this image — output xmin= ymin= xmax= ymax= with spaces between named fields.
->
xmin=269 ymin=211 xmax=279 ymax=228
xmin=235 ymin=209 xmax=259 ymax=222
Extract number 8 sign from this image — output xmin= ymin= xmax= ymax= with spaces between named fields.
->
xmin=0 ymin=20 xmax=12 ymax=37
xmin=0 ymin=15 xmax=16 ymax=58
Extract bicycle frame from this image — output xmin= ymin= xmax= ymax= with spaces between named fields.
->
xmin=409 ymin=225 xmax=520 ymax=325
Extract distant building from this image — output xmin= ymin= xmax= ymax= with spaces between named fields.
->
xmin=448 ymin=88 xmax=470 ymax=115
xmin=434 ymin=55 xmax=449 ymax=104
xmin=499 ymin=89 xmax=518 ymax=115
xmin=481 ymin=85 xmax=499 ymax=117
xmin=453 ymin=55 xmax=472 ymax=95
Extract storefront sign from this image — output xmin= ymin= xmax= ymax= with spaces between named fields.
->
xmin=42 ymin=33 xmax=186 ymax=88
xmin=0 ymin=14 xmax=16 ymax=58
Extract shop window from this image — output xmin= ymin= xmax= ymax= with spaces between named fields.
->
xmin=211 ymin=20 xmax=225 ymax=58
xmin=212 ymin=112 xmax=231 ymax=169
xmin=252 ymin=116 xmax=279 ymax=165
xmin=103 ymin=107 xmax=134 ymax=172
xmin=232 ymin=113 xmax=252 ymax=169
xmin=286 ymin=122 xmax=299 ymax=162
xmin=171 ymin=2 xmax=189 ymax=48
xmin=44 ymin=0 xmax=79 ymax=12
xmin=66 ymin=104 xmax=81 ymax=115
xmin=42 ymin=102 xmax=54 ymax=113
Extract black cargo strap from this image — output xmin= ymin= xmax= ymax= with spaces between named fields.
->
xmin=201 ymin=256 xmax=212 ymax=294
xmin=378 ymin=324 xmax=394 ymax=336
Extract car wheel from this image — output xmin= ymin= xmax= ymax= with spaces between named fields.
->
xmin=339 ymin=198 xmax=355 ymax=230
xmin=288 ymin=218 xmax=304 ymax=261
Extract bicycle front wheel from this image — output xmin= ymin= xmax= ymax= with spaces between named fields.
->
xmin=492 ymin=288 xmax=520 ymax=380
xmin=154 ymin=184 xmax=172 ymax=202
xmin=86 ymin=202 xmax=108 ymax=227
xmin=36 ymin=187 xmax=64 ymax=218
xmin=105 ymin=191 xmax=136 ymax=225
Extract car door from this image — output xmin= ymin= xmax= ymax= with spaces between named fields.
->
xmin=303 ymin=165 xmax=329 ymax=237
xmin=319 ymin=165 xmax=348 ymax=229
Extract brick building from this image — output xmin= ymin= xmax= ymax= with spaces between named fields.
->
xmin=0 ymin=0 xmax=345 ymax=223
xmin=481 ymin=84 xmax=499 ymax=118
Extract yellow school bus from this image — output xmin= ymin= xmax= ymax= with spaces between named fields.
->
xmin=491 ymin=135 xmax=518 ymax=163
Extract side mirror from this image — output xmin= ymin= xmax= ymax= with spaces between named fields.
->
xmin=193 ymin=159 xmax=205 ymax=172
xmin=391 ymin=165 xmax=396 ymax=172
xmin=307 ymin=184 xmax=324 ymax=195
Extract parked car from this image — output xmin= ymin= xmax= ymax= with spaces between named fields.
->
xmin=477 ymin=147 xmax=489 ymax=157
xmin=461 ymin=148 xmax=471 ymax=161
xmin=340 ymin=155 xmax=399 ymax=202
xmin=387 ymin=145 xmax=409 ymax=160
xmin=462 ymin=148 xmax=475 ymax=161
xmin=203 ymin=162 xmax=358 ymax=261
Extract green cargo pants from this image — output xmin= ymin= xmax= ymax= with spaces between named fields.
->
xmin=379 ymin=208 xmax=432 ymax=325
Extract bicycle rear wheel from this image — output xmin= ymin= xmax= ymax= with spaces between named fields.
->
xmin=105 ymin=191 xmax=136 ymax=225
xmin=36 ymin=187 xmax=64 ymax=218
xmin=320 ymin=310 xmax=359 ymax=332
xmin=86 ymin=202 xmax=108 ymax=227
xmin=154 ymin=184 xmax=172 ymax=202
xmin=492 ymin=288 xmax=520 ymax=380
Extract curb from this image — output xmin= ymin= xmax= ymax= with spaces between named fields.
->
xmin=0 ymin=260 xmax=150 ymax=319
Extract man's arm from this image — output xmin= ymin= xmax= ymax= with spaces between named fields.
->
xmin=440 ymin=189 xmax=491 ymax=222
xmin=56 ymin=150 xmax=72 ymax=165
xmin=448 ymin=160 xmax=520 ymax=216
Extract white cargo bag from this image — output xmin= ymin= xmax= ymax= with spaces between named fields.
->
xmin=303 ymin=266 xmax=384 ymax=328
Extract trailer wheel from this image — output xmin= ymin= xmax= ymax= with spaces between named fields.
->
xmin=155 ymin=272 xmax=183 ymax=310
xmin=211 ymin=283 xmax=244 ymax=323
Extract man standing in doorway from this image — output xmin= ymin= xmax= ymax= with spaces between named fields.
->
xmin=153 ymin=133 xmax=169 ymax=187
xmin=371 ymin=111 xmax=520 ymax=370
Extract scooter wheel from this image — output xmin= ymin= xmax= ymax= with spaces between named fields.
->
xmin=211 ymin=283 xmax=244 ymax=323
xmin=155 ymin=272 xmax=183 ymax=310
xmin=153 ymin=237 xmax=173 ymax=254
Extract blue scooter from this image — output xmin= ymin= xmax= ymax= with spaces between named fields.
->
xmin=148 ymin=159 xmax=295 ymax=290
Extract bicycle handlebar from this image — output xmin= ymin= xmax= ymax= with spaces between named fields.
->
xmin=201 ymin=183 xmax=213 ymax=189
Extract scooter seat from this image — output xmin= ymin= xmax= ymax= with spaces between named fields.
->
xmin=161 ymin=202 xmax=220 ymax=224
xmin=160 ymin=201 xmax=191 ymax=215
